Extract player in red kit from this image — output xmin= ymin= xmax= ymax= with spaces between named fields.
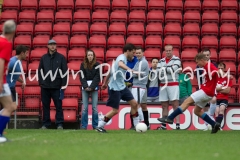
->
xmin=158 ymin=53 xmax=221 ymax=134
xmin=0 ymin=20 xmax=17 ymax=143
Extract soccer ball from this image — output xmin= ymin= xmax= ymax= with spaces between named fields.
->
xmin=135 ymin=123 xmax=148 ymax=133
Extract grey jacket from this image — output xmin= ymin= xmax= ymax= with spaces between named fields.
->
xmin=132 ymin=56 xmax=150 ymax=88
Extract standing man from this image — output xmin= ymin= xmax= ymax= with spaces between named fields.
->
xmin=96 ymin=43 xmax=140 ymax=133
xmin=157 ymin=45 xmax=181 ymax=130
xmin=38 ymin=39 xmax=68 ymax=130
xmin=131 ymin=47 xmax=150 ymax=128
xmin=0 ymin=20 xmax=17 ymax=143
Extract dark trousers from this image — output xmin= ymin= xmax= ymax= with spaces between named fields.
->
xmin=41 ymin=88 xmax=64 ymax=127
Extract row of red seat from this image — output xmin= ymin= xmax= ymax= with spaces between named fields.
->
xmin=3 ymin=0 xmax=239 ymax=13
xmin=1 ymin=10 xmax=238 ymax=26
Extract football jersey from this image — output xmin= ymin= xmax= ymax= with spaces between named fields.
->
xmin=0 ymin=36 xmax=12 ymax=84
xmin=200 ymin=62 xmax=218 ymax=97
xmin=216 ymin=77 xmax=233 ymax=100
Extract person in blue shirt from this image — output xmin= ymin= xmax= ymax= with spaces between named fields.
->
xmin=0 ymin=45 xmax=28 ymax=115
xmin=125 ymin=56 xmax=138 ymax=88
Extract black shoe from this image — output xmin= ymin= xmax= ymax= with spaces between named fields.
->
xmin=155 ymin=127 xmax=167 ymax=130
xmin=211 ymin=122 xmax=221 ymax=134
xmin=95 ymin=127 xmax=107 ymax=133
xmin=129 ymin=126 xmax=135 ymax=130
xmin=176 ymin=125 xmax=180 ymax=130
xmin=147 ymin=126 xmax=150 ymax=130
xmin=157 ymin=117 xmax=174 ymax=124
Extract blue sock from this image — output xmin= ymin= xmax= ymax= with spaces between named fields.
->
xmin=0 ymin=115 xmax=10 ymax=136
xmin=168 ymin=107 xmax=183 ymax=120
xmin=201 ymin=113 xmax=215 ymax=127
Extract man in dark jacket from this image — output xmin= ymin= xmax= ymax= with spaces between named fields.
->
xmin=38 ymin=39 xmax=68 ymax=129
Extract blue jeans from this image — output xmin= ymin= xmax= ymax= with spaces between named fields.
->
xmin=81 ymin=90 xmax=98 ymax=129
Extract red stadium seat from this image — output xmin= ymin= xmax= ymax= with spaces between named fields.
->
xmin=202 ymin=1 xmax=219 ymax=13
xmin=111 ymin=0 xmax=128 ymax=12
xmin=164 ymin=37 xmax=181 ymax=51
xmin=166 ymin=0 xmax=183 ymax=12
xmin=145 ymin=37 xmax=162 ymax=51
xmin=182 ymin=61 xmax=196 ymax=74
xmin=144 ymin=50 xmax=161 ymax=61
xmin=92 ymin=11 xmax=109 ymax=24
xmin=25 ymin=76 xmax=39 ymax=86
xmin=75 ymin=0 xmax=92 ymax=12
xmin=129 ymin=11 xmax=146 ymax=25
xmin=57 ymin=0 xmax=74 ymax=12
xmin=183 ymin=12 xmax=201 ymax=24
xmin=37 ymin=12 xmax=54 ymax=24
xmin=220 ymin=12 xmax=238 ymax=25
xmin=183 ymin=24 xmax=200 ymax=37
xmin=57 ymin=48 xmax=67 ymax=59
xmin=106 ymin=50 xmax=121 ymax=62
xmin=19 ymin=12 xmax=36 ymax=24
xmin=34 ymin=24 xmax=52 ymax=37
xmin=91 ymin=48 xmax=105 ymax=63
xmin=108 ymin=36 xmax=125 ymax=50
xmin=68 ymin=49 xmax=85 ymax=62
xmin=65 ymin=87 xmax=81 ymax=99
xmin=16 ymin=24 xmax=34 ymax=37
xmin=14 ymin=36 xmax=32 ymax=49
xmin=71 ymin=24 xmax=89 ymax=37
xmin=201 ymin=37 xmax=218 ymax=51
xmin=202 ymin=13 xmax=219 ymax=25
xmin=39 ymin=0 xmax=56 ymax=12
xmin=238 ymin=52 xmax=240 ymax=63
xmin=55 ymin=12 xmax=72 ymax=24
xmin=68 ymin=61 xmax=81 ymax=72
xmin=165 ymin=12 xmax=182 ymax=25
xmin=52 ymin=36 xmax=69 ymax=48
xmin=224 ymin=62 xmax=237 ymax=76
xmin=219 ymin=50 xmax=236 ymax=62
xmin=70 ymin=36 xmax=87 ymax=49
xmin=181 ymin=50 xmax=198 ymax=61
xmin=127 ymin=24 xmax=145 ymax=37
xmin=109 ymin=24 xmax=126 ymax=37
xmin=21 ymin=0 xmax=38 ymax=12
xmin=0 ymin=11 xmax=18 ymax=24
xmin=89 ymin=36 xmax=106 ymax=50
xmin=68 ymin=74 xmax=81 ymax=86
xmin=201 ymin=24 xmax=218 ymax=38
xmin=90 ymin=23 xmax=108 ymax=37
xmin=164 ymin=24 xmax=182 ymax=38
xmin=73 ymin=11 xmax=90 ymax=25
xmin=126 ymin=36 xmax=144 ymax=49
xmin=146 ymin=23 xmax=163 ymax=37
xmin=28 ymin=61 xmax=40 ymax=74
xmin=148 ymin=0 xmax=165 ymax=12
xmin=147 ymin=11 xmax=164 ymax=25
xmin=130 ymin=0 xmax=146 ymax=11
xmin=110 ymin=11 xmax=128 ymax=25
xmin=2 ymin=0 xmax=20 ymax=11
xmin=220 ymin=37 xmax=237 ymax=50
xmin=30 ymin=49 xmax=48 ymax=62
xmin=53 ymin=24 xmax=70 ymax=37
xmin=33 ymin=37 xmax=50 ymax=49
xmin=21 ymin=60 xmax=28 ymax=74
xmin=93 ymin=0 xmax=110 ymax=11
xmin=221 ymin=1 xmax=238 ymax=13
xmin=220 ymin=24 xmax=237 ymax=37
xmin=182 ymin=37 xmax=200 ymax=51
xmin=184 ymin=0 xmax=201 ymax=13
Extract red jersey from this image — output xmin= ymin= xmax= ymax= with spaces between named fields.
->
xmin=0 ymin=36 xmax=12 ymax=84
xmin=216 ymin=77 xmax=232 ymax=100
xmin=200 ymin=62 xmax=218 ymax=97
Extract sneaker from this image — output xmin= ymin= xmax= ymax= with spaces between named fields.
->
xmin=157 ymin=117 xmax=173 ymax=124
xmin=57 ymin=125 xmax=63 ymax=130
xmin=129 ymin=126 xmax=135 ymax=130
xmin=95 ymin=127 xmax=107 ymax=133
xmin=155 ymin=127 xmax=167 ymax=130
xmin=147 ymin=126 xmax=150 ymax=130
xmin=211 ymin=122 xmax=221 ymax=134
xmin=40 ymin=126 xmax=48 ymax=129
xmin=0 ymin=136 xmax=7 ymax=143
xmin=176 ymin=126 xmax=180 ymax=130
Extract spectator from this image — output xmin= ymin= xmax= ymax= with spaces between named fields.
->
xmin=38 ymin=39 xmax=68 ymax=130
xmin=147 ymin=58 xmax=160 ymax=102
xmin=157 ymin=44 xmax=181 ymax=130
xmin=125 ymin=55 xmax=138 ymax=89
xmin=79 ymin=50 xmax=100 ymax=130
xmin=179 ymin=64 xmax=192 ymax=105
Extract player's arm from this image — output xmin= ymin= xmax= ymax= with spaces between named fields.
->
xmin=118 ymin=60 xmax=132 ymax=71
xmin=0 ymin=59 xmax=5 ymax=85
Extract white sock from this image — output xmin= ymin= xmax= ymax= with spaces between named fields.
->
xmin=133 ymin=116 xmax=139 ymax=127
xmin=209 ymin=103 xmax=217 ymax=116
xmin=98 ymin=119 xmax=106 ymax=128
xmin=138 ymin=107 xmax=144 ymax=122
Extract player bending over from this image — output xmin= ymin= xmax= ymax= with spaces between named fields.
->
xmin=158 ymin=53 xmax=221 ymax=134
xmin=96 ymin=43 xmax=139 ymax=133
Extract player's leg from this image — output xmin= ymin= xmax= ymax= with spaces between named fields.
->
xmin=215 ymin=100 xmax=227 ymax=126
xmin=91 ymin=91 xmax=99 ymax=130
xmin=140 ymin=90 xmax=149 ymax=129
xmin=41 ymin=88 xmax=52 ymax=129
xmin=209 ymin=96 xmax=216 ymax=120
xmin=81 ymin=90 xmax=90 ymax=129
xmin=158 ymin=86 xmax=169 ymax=130
xmin=0 ymin=87 xmax=17 ymax=115
xmin=131 ymin=88 xmax=144 ymax=122
xmin=169 ymin=86 xmax=180 ymax=129
xmin=51 ymin=89 xmax=64 ymax=129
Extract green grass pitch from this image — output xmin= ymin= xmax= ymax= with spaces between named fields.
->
xmin=1 ymin=129 xmax=240 ymax=160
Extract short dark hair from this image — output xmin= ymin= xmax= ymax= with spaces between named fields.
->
xmin=201 ymin=48 xmax=211 ymax=54
xmin=218 ymin=62 xmax=226 ymax=69
xmin=15 ymin=45 xmax=29 ymax=55
xmin=195 ymin=53 xmax=208 ymax=61
xmin=123 ymin=43 xmax=136 ymax=53
xmin=136 ymin=46 xmax=144 ymax=52
xmin=151 ymin=57 xmax=159 ymax=62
